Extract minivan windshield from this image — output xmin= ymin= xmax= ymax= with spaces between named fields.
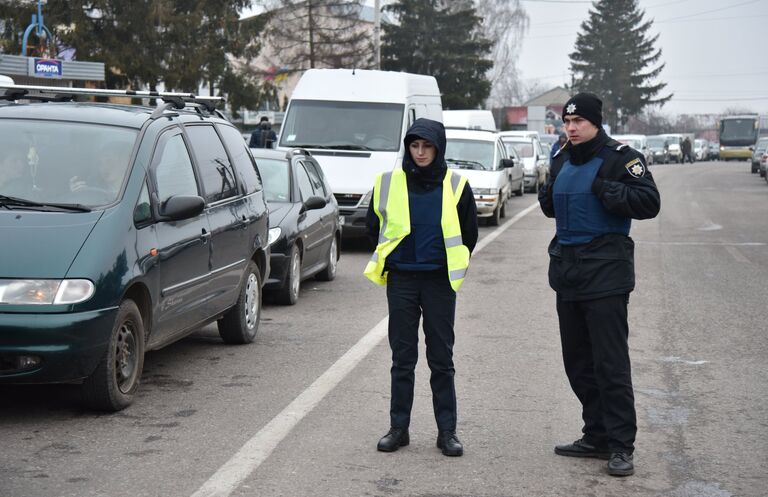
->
xmin=445 ymin=139 xmax=495 ymax=171
xmin=0 ymin=120 xmax=137 ymax=208
xmin=279 ymin=100 xmax=404 ymax=152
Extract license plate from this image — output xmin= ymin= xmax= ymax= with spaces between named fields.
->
xmin=339 ymin=216 xmax=345 ymax=226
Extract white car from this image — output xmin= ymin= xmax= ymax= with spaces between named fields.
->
xmin=445 ymin=129 xmax=521 ymax=225
xmin=499 ymin=132 xmax=548 ymax=193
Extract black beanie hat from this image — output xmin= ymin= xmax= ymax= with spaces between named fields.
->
xmin=563 ymin=92 xmax=602 ymax=128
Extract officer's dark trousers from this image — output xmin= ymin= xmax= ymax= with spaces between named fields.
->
xmin=556 ymin=294 xmax=636 ymax=453
xmin=386 ymin=269 xmax=457 ymax=432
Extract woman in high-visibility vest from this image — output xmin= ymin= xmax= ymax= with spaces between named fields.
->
xmin=365 ymin=118 xmax=478 ymax=457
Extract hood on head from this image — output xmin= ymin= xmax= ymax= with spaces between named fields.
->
xmin=401 ymin=118 xmax=447 ymax=184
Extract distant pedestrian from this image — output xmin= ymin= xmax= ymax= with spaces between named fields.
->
xmin=551 ymin=132 xmax=568 ymax=159
xmin=681 ymin=137 xmax=693 ymax=163
xmin=249 ymin=116 xmax=277 ymax=149
xmin=538 ymin=92 xmax=661 ymax=477
xmin=365 ymin=118 xmax=478 ymax=457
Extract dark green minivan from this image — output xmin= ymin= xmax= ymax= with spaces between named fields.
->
xmin=0 ymin=87 xmax=270 ymax=411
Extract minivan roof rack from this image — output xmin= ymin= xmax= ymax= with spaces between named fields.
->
xmin=0 ymin=84 xmax=224 ymax=115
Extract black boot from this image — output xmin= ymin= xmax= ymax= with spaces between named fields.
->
xmin=436 ymin=431 xmax=463 ymax=457
xmin=377 ymin=427 xmax=409 ymax=452
xmin=607 ymin=452 xmax=634 ymax=476
xmin=554 ymin=438 xmax=610 ymax=459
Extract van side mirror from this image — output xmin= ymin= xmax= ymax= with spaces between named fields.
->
xmin=160 ymin=195 xmax=205 ymax=221
xmin=501 ymin=158 xmax=515 ymax=168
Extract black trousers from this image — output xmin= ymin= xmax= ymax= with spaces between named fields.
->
xmin=386 ymin=269 xmax=457 ymax=432
xmin=556 ymin=294 xmax=636 ymax=453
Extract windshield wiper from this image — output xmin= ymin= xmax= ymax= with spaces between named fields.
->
xmin=288 ymin=144 xmax=334 ymax=149
xmin=0 ymin=195 xmax=92 ymax=212
xmin=289 ymin=143 xmax=374 ymax=151
xmin=446 ymin=159 xmax=486 ymax=170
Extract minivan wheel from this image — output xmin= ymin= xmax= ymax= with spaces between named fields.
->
xmin=515 ymin=179 xmax=524 ymax=196
xmin=82 ymin=299 xmax=145 ymax=411
xmin=488 ymin=202 xmax=501 ymax=226
xmin=499 ymin=196 xmax=507 ymax=218
xmin=275 ymin=245 xmax=301 ymax=305
xmin=218 ymin=261 xmax=261 ymax=344
xmin=316 ymin=235 xmax=339 ymax=282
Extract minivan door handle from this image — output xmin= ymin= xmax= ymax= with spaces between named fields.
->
xmin=200 ymin=228 xmax=211 ymax=245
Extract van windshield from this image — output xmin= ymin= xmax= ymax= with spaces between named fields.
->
xmin=279 ymin=100 xmax=404 ymax=152
xmin=0 ymin=120 xmax=137 ymax=208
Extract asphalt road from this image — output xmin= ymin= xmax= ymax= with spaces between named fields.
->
xmin=1 ymin=161 xmax=766 ymax=497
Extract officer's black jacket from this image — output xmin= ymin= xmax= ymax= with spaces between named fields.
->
xmin=538 ymin=129 xmax=661 ymax=301
xmin=365 ymin=119 xmax=478 ymax=255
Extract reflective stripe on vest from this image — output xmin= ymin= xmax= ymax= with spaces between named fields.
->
xmin=363 ymin=169 xmax=470 ymax=291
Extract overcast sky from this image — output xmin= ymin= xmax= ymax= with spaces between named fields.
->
xmin=516 ymin=0 xmax=768 ymax=116
xmin=246 ymin=0 xmax=768 ymax=116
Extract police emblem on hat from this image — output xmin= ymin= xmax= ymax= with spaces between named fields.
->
xmin=624 ymin=158 xmax=646 ymax=178
xmin=566 ymin=103 xmax=576 ymax=114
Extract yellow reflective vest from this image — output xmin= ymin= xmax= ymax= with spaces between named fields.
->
xmin=363 ymin=168 xmax=470 ymax=291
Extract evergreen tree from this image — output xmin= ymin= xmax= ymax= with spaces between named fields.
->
xmin=569 ymin=0 xmax=671 ymax=130
xmin=265 ymin=0 xmax=373 ymax=70
xmin=381 ymin=0 xmax=492 ymax=109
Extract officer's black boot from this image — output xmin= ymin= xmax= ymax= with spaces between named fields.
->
xmin=607 ymin=452 xmax=634 ymax=476
xmin=436 ymin=431 xmax=463 ymax=457
xmin=554 ymin=438 xmax=610 ymax=459
xmin=377 ymin=427 xmax=409 ymax=452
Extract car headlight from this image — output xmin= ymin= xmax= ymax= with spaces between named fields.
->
xmin=267 ymin=227 xmax=282 ymax=247
xmin=0 ymin=279 xmax=94 ymax=305
xmin=474 ymin=188 xmax=498 ymax=196
xmin=359 ymin=189 xmax=373 ymax=208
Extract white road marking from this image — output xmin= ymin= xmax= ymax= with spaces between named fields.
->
xmin=725 ymin=245 xmax=750 ymax=263
xmin=191 ymin=202 xmax=541 ymax=497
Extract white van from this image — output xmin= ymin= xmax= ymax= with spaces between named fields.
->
xmin=613 ymin=134 xmax=651 ymax=164
xmin=278 ymin=69 xmax=442 ymax=238
xmin=443 ymin=110 xmax=496 ymax=131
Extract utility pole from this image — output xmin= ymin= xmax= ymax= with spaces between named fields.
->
xmin=374 ymin=0 xmax=381 ymax=69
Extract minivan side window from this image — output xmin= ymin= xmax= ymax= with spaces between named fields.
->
xmin=185 ymin=125 xmax=238 ymax=203
xmin=154 ymin=133 xmax=199 ymax=203
xmin=216 ymin=124 xmax=263 ymax=194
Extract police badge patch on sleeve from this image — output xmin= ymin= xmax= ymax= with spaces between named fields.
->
xmin=624 ymin=157 xmax=646 ymax=178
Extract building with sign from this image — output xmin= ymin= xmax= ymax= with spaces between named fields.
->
xmin=0 ymin=0 xmax=105 ymax=87
xmin=0 ymin=53 xmax=104 ymax=87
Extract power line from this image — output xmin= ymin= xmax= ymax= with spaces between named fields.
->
xmin=659 ymin=0 xmax=763 ymax=22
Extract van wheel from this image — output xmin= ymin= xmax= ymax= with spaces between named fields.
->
xmin=276 ymin=245 xmax=301 ymax=305
xmin=316 ymin=235 xmax=339 ymax=282
xmin=82 ymin=299 xmax=145 ymax=411
xmin=515 ymin=179 xmax=524 ymax=196
xmin=499 ymin=196 xmax=507 ymax=218
xmin=218 ymin=261 xmax=261 ymax=344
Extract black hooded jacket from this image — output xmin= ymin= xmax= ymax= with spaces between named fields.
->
xmin=538 ymin=128 xmax=661 ymax=301
xmin=366 ymin=118 xmax=478 ymax=256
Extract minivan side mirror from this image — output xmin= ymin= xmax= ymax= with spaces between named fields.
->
xmin=301 ymin=195 xmax=326 ymax=213
xmin=501 ymin=158 xmax=515 ymax=168
xmin=160 ymin=195 xmax=205 ymax=221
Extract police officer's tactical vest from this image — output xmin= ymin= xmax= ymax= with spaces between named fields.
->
xmin=553 ymin=156 xmax=631 ymax=245
xmin=364 ymin=169 xmax=470 ymax=291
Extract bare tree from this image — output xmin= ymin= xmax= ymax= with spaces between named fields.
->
xmin=262 ymin=0 xmax=374 ymax=70
xmin=473 ymin=0 xmax=529 ymax=108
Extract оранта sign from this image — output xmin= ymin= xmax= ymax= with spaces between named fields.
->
xmin=29 ymin=58 xmax=63 ymax=79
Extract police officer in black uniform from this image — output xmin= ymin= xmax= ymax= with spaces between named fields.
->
xmin=538 ymin=93 xmax=660 ymax=476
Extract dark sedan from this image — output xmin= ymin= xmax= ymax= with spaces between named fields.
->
xmin=251 ymin=148 xmax=341 ymax=305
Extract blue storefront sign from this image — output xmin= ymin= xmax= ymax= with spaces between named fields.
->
xmin=29 ymin=58 xmax=62 ymax=78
